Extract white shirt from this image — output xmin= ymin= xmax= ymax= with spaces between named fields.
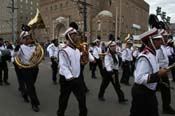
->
xmin=133 ymin=49 xmax=140 ymax=58
xmin=122 ymin=48 xmax=133 ymax=62
xmin=104 ymin=52 xmax=119 ymax=71
xmin=47 ymin=43 xmax=59 ymax=58
xmin=0 ymin=45 xmax=5 ymax=50
xmin=17 ymin=44 xmax=36 ymax=64
xmin=92 ymin=46 xmax=102 ymax=59
xmin=59 ymin=46 xmax=81 ymax=80
xmin=89 ymin=52 xmax=95 ymax=62
xmin=157 ymin=45 xmax=169 ymax=68
xmin=166 ymin=46 xmax=174 ymax=56
xmin=134 ymin=50 xmax=159 ymax=90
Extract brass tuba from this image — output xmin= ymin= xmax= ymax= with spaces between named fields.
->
xmin=14 ymin=9 xmax=44 ymax=68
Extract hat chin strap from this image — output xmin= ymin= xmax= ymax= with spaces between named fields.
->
xmin=149 ymin=38 xmax=156 ymax=51
xmin=67 ymin=33 xmax=76 ymax=48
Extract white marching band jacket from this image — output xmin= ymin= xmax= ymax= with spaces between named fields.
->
xmin=104 ymin=52 xmax=119 ymax=71
xmin=59 ymin=46 xmax=81 ymax=80
xmin=47 ymin=43 xmax=59 ymax=59
xmin=134 ymin=50 xmax=159 ymax=90
xmin=122 ymin=48 xmax=133 ymax=62
xmin=157 ymin=45 xmax=169 ymax=68
xmin=17 ymin=44 xmax=36 ymax=65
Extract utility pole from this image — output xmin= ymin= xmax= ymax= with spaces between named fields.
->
xmin=71 ymin=0 xmax=92 ymax=37
xmin=7 ymin=0 xmax=18 ymax=44
xmin=83 ymin=0 xmax=87 ymax=33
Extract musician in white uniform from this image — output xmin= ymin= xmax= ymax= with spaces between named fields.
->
xmin=57 ymin=27 xmax=87 ymax=116
xmin=98 ymin=41 xmax=127 ymax=103
xmin=120 ymin=37 xmax=133 ymax=85
xmin=47 ymin=39 xmax=59 ymax=84
xmin=17 ymin=30 xmax=40 ymax=112
xmin=91 ymin=37 xmax=104 ymax=79
xmin=166 ymin=38 xmax=175 ymax=82
xmin=157 ymin=30 xmax=175 ymax=114
xmin=130 ymin=28 xmax=168 ymax=116
xmin=0 ymin=38 xmax=10 ymax=85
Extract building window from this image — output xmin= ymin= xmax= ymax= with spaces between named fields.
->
xmin=31 ymin=1 xmax=33 ymax=5
xmin=20 ymin=0 xmax=23 ymax=2
xmin=60 ymin=3 xmax=63 ymax=8
xmin=54 ymin=5 xmax=57 ymax=10
xmin=26 ymin=0 xmax=28 ymax=4
xmin=50 ymin=6 xmax=53 ymax=11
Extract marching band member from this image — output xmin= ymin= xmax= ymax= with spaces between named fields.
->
xmin=120 ymin=35 xmax=133 ymax=85
xmin=129 ymin=28 xmax=168 ymax=116
xmin=17 ymin=29 xmax=40 ymax=112
xmin=57 ymin=27 xmax=87 ymax=116
xmin=166 ymin=38 xmax=175 ymax=81
xmin=0 ymin=38 xmax=11 ymax=85
xmin=98 ymin=41 xmax=128 ymax=103
xmin=47 ymin=39 xmax=59 ymax=84
xmin=91 ymin=36 xmax=104 ymax=79
xmin=156 ymin=30 xmax=175 ymax=114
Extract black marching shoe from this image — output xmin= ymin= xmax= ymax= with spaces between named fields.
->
xmin=163 ymin=107 xmax=175 ymax=114
xmin=4 ymin=81 xmax=10 ymax=85
xmin=32 ymin=105 xmax=39 ymax=112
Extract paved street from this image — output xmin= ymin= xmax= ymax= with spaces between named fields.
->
xmin=0 ymin=57 xmax=175 ymax=116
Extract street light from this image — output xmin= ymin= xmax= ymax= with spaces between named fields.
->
xmin=167 ymin=16 xmax=171 ymax=24
xmin=161 ymin=12 xmax=166 ymax=20
xmin=71 ymin=0 xmax=88 ymax=33
xmin=156 ymin=7 xmax=171 ymax=24
xmin=156 ymin=7 xmax=161 ymax=15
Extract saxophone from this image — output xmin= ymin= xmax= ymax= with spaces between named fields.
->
xmin=76 ymin=41 xmax=89 ymax=65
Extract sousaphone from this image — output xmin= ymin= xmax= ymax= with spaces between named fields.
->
xmin=14 ymin=9 xmax=44 ymax=68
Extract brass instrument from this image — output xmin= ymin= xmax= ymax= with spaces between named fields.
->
xmin=76 ymin=42 xmax=89 ymax=65
xmin=99 ymin=53 xmax=106 ymax=61
xmin=14 ymin=9 xmax=44 ymax=68
xmin=125 ymin=34 xmax=131 ymax=42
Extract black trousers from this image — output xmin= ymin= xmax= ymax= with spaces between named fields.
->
xmin=168 ymin=57 xmax=175 ymax=81
xmin=120 ymin=61 xmax=131 ymax=84
xmin=98 ymin=69 xmax=125 ymax=101
xmin=80 ymin=64 xmax=88 ymax=91
xmin=157 ymin=75 xmax=171 ymax=110
xmin=130 ymin=84 xmax=159 ymax=116
xmin=57 ymin=75 xmax=87 ymax=116
xmin=0 ymin=61 xmax=8 ymax=82
xmin=51 ymin=61 xmax=58 ymax=82
xmin=91 ymin=58 xmax=104 ymax=78
xmin=13 ymin=62 xmax=23 ymax=91
xmin=20 ymin=67 xmax=40 ymax=106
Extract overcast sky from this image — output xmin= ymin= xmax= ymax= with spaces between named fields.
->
xmin=144 ymin=0 xmax=175 ymax=23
